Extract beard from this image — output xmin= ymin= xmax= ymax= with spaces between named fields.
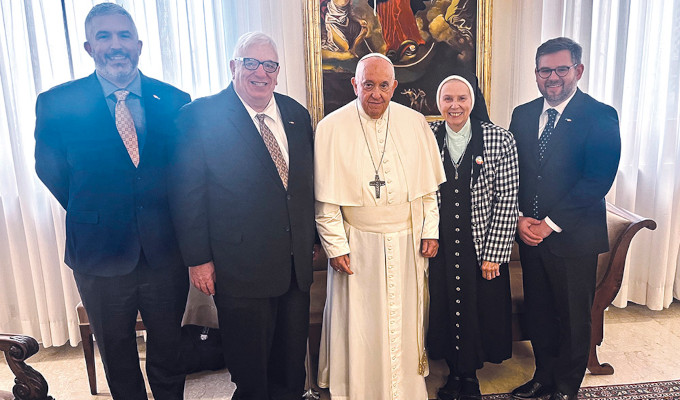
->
xmin=94 ymin=50 xmax=139 ymax=85
xmin=541 ymin=78 xmax=577 ymax=105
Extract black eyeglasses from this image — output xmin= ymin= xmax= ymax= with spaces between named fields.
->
xmin=536 ymin=63 xmax=578 ymax=79
xmin=235 ymin=57 xmax=279 ymax=73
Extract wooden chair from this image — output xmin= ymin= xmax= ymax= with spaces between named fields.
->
xmin=587 ymin=202 xmax=656 ymax=374
xmin=76 ymin=302 xmax=146 ymax=395
xmin=0 ymin=334 xmax=53 ymax=400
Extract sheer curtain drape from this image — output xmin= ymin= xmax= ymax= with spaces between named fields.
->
xmin=491 ymin=0 xmax=680 ymax=311
xmin=0 ymin=0 xmax=307 ymax=346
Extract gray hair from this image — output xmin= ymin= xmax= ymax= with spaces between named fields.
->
xmin=232 ymin=32 xmax=279 ymax=60
xmin=85 ymin=3 xmax=137 ymax=39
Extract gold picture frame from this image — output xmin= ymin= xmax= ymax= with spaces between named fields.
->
xmin=303 ymin=0 xmax=493 ymax=127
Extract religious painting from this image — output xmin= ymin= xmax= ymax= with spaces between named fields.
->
xmin=303 ymin=0 xmax=492 ymax=126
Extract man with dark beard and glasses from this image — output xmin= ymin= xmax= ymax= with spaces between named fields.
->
xmin=509 ymin=37 xmax=620 ymax=400
xmin=34 ymin=4 xmax=190 ymax=399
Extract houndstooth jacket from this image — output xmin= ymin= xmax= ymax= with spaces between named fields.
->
xmin=430 ymin=119 xmax=519 ymax=265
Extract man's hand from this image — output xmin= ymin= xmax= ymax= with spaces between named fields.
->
xmin=518 ymin=216 xmax=543 ymax=246
xmin=421 ymin=239 xmax=439 ymax=258
xmin=529 ymin=219 xmax=554 ymax=240
xmin=330 ymin=254 xmax=353 ymax=275
xmin=481 ymin=260 xmax=500 ymax=280
xmin=189 ymin=261 xmax=216 ymax=295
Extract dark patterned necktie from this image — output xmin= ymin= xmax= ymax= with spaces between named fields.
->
xmin=114 ymin=90 xmax=139 ymax=167
xmin=531 ymin=108 xmax=558 ymax=218
xmin=256 ymin=114 xmax=288 ymax=189
xmin=538 ymin=108 xmax=558 ymax=160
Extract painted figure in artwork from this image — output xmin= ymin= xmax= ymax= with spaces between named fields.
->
xmin=322 ymin=0 xmax=369 ymax=57
xmin=370 ymin=0 xmax=425 ymax=58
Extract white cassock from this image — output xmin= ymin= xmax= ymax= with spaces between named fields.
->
xmin=315 ymin=100 xmax=446 ymax=400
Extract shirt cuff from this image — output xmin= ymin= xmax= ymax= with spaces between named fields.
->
xmin=545 ymin=217 xmax=562 ymax=233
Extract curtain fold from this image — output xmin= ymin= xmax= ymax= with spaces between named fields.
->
xmin=0 ymin=0 xmax=79 ymax=347
xmin=593 ymin=0 xmax=680 ymax=310
xmin=0 ymin=0 xmax=307 ymax=346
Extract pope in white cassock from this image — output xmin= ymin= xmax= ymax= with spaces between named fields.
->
xmin=314 ymin=53 xmax=446 ymax=400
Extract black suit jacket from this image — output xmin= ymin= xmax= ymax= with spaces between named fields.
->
xmin=168 ymin=84 xmax=315 ymax=298
xmin=509 ymin=89 xmax=621 ymax=257
xmin=34 ymin=72 xmax=191 ymax=276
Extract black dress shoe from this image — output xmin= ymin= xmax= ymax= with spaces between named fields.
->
xmin=437 ymin=375 xmax=462 ymax=400
xmin=549 ymin=391 xmax=577 ymax=400
xmin=511 ymin=380 xmax=555 ymax=399
xmin=459 ymin=377 xmax=482 ymax=400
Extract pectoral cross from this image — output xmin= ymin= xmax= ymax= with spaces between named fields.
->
xmin=369 ymin=174 xmax=386 ymax=198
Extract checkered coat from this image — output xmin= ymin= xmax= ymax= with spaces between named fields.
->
xmin=430 ymin=119 xmax=519 ymax=265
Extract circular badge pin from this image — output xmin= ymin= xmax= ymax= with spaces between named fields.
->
xmin=475 ymin=156 xmax=484 ymax=165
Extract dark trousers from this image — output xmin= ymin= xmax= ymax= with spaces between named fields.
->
xmin=214 ymin=268 xmax=310 ymax=400
xmin=518 ymin=243 xmax=598 ymax=395
xmin=73 ymin=254 xmax=189 ymax=400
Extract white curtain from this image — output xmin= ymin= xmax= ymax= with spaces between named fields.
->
xmin=0 ymin=0 xmax=81 ymax=348
xmin=0 ymin=0 xmax=308 ymax=346
xmin=490 ymin=0 xmax=680 ymax=310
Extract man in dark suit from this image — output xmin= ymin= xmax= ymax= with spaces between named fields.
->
xmin=168 ymin=31 xmax=316 ymax=400
xmin=34 ymin=4 xmax=190 ymax=399
xmin=509 ymin=37 xmax=621 ymax=400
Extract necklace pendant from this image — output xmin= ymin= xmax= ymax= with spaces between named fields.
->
xmin=369 ymin=173 xmax=386 ymax=199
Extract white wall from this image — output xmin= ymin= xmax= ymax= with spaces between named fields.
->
xmin=489 ymin=0 xmax=545 ymax=129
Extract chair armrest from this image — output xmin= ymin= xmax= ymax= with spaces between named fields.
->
xmin=597 ymin=202 xmax=657 ymax=292
xmin=0 ymin=334 xmax=54 ymax=400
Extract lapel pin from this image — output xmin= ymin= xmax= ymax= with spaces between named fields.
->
xmin=289 ymin=121 xmax=295 ymax=124
xmin=565 ymin=118 xmax=572 ymax=122
xmin=152 ymin=94 xmax=160 ymax=100
xmin=475 ymin=156 xmax=484 ymax=165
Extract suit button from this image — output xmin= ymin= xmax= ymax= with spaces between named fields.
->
xmin=136 ymin=176 xmax=141 ymax=181
xmin=285 ymin=226 xmax=290 ymax=232
xmin=537 ymin=175 xmax=543 ymax=181
xmin=287 ymin=194 xmax=292 ymax=200
xmin=137 ymin=206 xmax=143 ymax=210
